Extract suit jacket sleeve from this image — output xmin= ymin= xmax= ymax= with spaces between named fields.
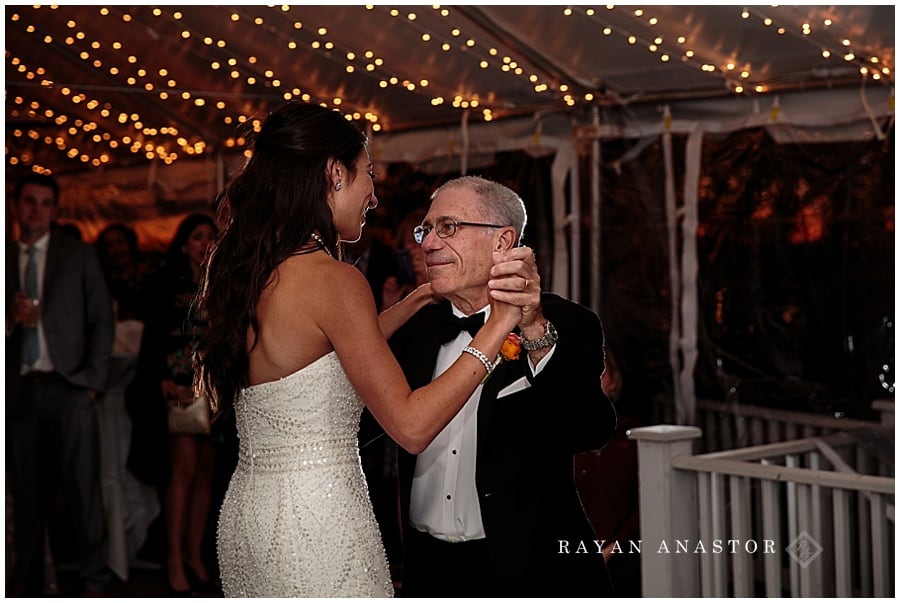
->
xmin=530 ymin=293 xmax=617 ymax=454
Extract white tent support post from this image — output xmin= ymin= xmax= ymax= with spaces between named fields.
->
xmin=678 ymin=130 xmax=703 ymax=426
xmin=460 ymin=109 xmax=470 ymax=176
xmin=590 ymin=106 xmax=603 ymax=315
xmin=569 ymin=120 xmax=581 ymax=304
xmin=550 ymin=140 xmax=575 ymax=297
xmin=663 ymin=110 xmax=702 ymax=426
xmin=662 ymin=107 xmax=684 ymax=420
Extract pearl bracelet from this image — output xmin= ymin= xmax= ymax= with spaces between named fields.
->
xmin=461 ymin=346 xmax=493 ymax=375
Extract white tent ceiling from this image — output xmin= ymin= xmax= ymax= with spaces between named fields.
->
xmin=5 ymin=4 xmax=895 ymax=176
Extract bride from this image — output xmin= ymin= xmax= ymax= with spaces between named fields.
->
xmin=193 ymin=101 xmax=524 ymax=597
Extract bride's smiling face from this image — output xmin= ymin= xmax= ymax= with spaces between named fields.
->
xmin=331 ymin=147 xmax=378 ymax=244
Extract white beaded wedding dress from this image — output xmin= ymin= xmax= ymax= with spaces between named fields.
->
xmin=217 ymin=351 xmax=394 ymax=597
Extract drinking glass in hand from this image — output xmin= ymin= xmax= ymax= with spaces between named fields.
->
xmin=16 ymin=292 xmax=41 ymax=328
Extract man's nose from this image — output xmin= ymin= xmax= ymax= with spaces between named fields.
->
xmin=420 ymin=229 xmax=442 ymax=250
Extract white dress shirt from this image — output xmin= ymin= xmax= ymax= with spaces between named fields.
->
xmin=409 ymin=304 xmax=555 ymax=542
xmin=18 ymin=233 xmax=55 ymax=374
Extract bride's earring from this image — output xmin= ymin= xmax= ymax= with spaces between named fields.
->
xmin=334 ymin=181 xmax=343 ymax=191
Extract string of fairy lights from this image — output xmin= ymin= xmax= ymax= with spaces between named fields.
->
xmin=5 ymin=5 xmax=894 ymax=176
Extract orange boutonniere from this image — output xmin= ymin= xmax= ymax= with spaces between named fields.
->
xmin=482 ymin=333 xmax=523 ymax=384
xmin=500 ymin=332 xmax=523 ymax=361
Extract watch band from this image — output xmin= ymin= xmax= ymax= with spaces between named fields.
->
xmin=521 ymin=320 xmax=558 ymax=351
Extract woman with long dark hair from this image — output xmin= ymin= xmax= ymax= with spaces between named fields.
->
xmin=127 ymin=213 xmax=218 ymax=595
xmin=194 ymin=101 xmax=523 ymax=597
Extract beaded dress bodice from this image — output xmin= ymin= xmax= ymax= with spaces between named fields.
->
xmin=217 ymin=351 xmax=393 ymax=597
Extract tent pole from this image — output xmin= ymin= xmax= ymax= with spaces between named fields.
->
xmin=460 ymin=109 xmax=470 ymax=176
xmin=550 ymin=141 xmax=574 ymax=296
xmin=569 ymin=118 xmax=581 ymax=303
xmin=662 ymin=106 xmax=684 ymax=423
xmin=678 ymin=131 xmax=703 ymax=426
xmin=590 ymin=106 xmax=602 ymax=315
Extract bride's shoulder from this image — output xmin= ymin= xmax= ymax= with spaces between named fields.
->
xmin=274 ymin=253 xmax=372 ymax=306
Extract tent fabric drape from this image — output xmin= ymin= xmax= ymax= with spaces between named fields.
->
xmin=678 ymin=131 xmax=703 ymax=426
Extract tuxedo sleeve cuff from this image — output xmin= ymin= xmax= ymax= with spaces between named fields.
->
xmin=527 ymin=343 xmax=557 ymax=375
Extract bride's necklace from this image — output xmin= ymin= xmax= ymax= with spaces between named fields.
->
xmin=309 ymin=232 xmax=334 ymax=259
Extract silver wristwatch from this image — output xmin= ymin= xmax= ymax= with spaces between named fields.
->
xmin=521 ymin=320 xmax=558 ymax=351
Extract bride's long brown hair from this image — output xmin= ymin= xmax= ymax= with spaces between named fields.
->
xmin=193 ymin=101 xmax=366 ymax=418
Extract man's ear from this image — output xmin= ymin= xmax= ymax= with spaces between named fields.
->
xmin=495 ymin=226 xmax=517 ymax=251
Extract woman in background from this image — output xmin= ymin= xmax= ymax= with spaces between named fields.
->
xmin=95 ymin=222 xmax=153 ymax=325
xmin=95 ymin=222 xmax=161 ymax=580
xmin=126 ymin=213 xmax=218 ymax=595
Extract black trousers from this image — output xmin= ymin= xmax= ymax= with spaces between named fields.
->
xmin=7 ymin=371 xmax=110 ymax=594
xmin=401 ymin=528 xmax=494 ymax=597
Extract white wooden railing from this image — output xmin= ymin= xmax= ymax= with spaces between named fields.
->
xmin=628 ymin=423 xmax=894 ymax=597
xmin=653 ymin=397 xmax=895 ymax=453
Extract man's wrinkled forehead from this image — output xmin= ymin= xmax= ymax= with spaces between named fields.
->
xmin=429 ymin=185 xmax=480 ymax=218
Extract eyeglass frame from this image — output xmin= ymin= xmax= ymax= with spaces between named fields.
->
xmin=412 ymin=217 xmax=507 ymax=244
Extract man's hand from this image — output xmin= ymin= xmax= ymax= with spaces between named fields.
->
xmin=13 ymin=291 xmax=40 ymax=327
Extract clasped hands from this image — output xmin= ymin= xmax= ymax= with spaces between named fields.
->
xmin=488 ymin=246 xmax=545 ymax=338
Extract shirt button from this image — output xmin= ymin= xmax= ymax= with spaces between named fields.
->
xmin=446 ymin=494 xmax=452 ymax=500
xmin=451 ymin=449 xmax=457 ymax=455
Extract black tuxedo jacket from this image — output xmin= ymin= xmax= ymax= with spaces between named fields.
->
xmin=388 ymin=293 xmax=617 ymax=596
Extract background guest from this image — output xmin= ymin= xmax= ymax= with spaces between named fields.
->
xmin=94 ymin=221 xmax=162 ymax=581
xmin=125 ymin=213 xmax=218 ymax=595
xmin=95 ymin=222 xmax=155 ymax=325
xmin=574 ymin=347 xmax=643 ymax=596
xmin=344 ymin=211 xmax=396 ymax=311
xmin=380 ymin=208 xmax=428 ymax=310
xmin=5 ymin=173 xmax=114 ymax=595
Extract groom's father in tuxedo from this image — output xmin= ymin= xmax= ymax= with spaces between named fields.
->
xmin=6 ymin=173 xmax=114 ymax=595
xmin=388 ymin=176 xmax=617 ymax=597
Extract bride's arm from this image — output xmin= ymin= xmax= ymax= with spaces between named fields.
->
xmin=377 ymin=282 xmax=435 ymax=339
xmin=322 ymin=264 xmax=519 ymax=454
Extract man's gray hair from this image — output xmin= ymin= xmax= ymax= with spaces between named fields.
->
xmin=431 ymin=175 xmax=528 ymax=245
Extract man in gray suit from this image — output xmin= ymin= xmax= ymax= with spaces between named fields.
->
xmin=6 ymin=173 xmax=114 ymax=595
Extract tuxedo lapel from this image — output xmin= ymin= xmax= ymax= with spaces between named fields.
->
xmin=476 ymin=356 xmax=527 ymax=464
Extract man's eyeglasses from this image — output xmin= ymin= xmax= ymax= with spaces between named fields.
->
xmin=413 ymin=217 xmax=505 ymax=244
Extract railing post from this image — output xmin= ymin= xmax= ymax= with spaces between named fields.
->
xmin=628 ymin=424 xmax=703 ymax=597
xmin=872 ymin=399 xmax=894 ymax=426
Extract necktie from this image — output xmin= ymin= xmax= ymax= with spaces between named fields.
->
xmin=434 ymin=309 xmax=485 ymax=345
xmin=22 ymin=246 xmax=39 ymax=365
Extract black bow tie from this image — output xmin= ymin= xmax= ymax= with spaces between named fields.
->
xmin=435 ymin=309 xmax=485 ymax=344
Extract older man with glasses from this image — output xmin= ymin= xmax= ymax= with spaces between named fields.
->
xmin=383 ymin=175 xmax=617 ymax=597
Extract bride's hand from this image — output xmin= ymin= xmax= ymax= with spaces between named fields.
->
xmin=410 ymin=281 xmax=440 ymax=305
xmin=488 ymin=292 xmax=522 ymax=334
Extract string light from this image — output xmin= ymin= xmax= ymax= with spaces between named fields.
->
xmin=5 ymin=5 xmax=893 ymax=174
